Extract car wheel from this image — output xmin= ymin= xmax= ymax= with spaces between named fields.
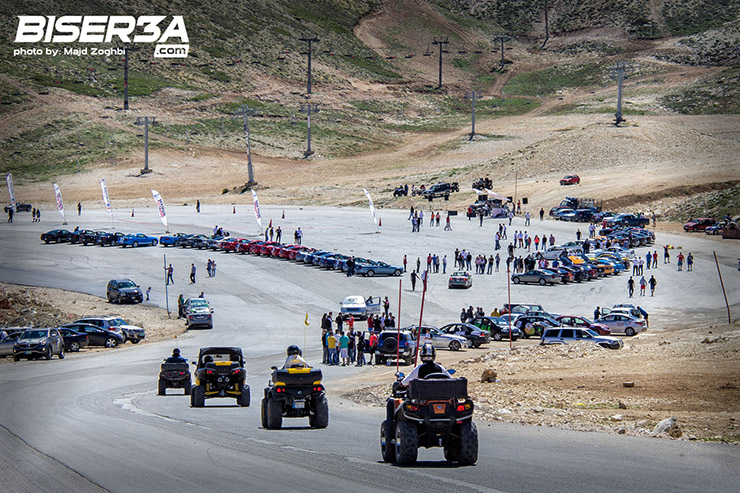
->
xmin=366 ymin=270 xmax=375 ymax=277
xmin=312 ymin=395 xmax=329 ymax=429
xmin=261 ymin=398 xmax=269 ymax=428
xmin=69 ymin=341 xmax=80 ymax=352
xmin=457 ymin=421 xmax=479 ymax=466
xmin=381 ymin=420 xmax=396 ymax=463
xmin=105 ymin=337 xmax=117 ymax=348
xmin=152 ymin=239 xmax=158 ymax=246
xmin=395 ymin=421 xmax=419 ymax=465
xmin=449 ymin=340 xmax=461 ymax=351
xmin=625 ymin=327 xmax=636 ymax=337
xmin=191 ymin=385 xmax=205 ymax=407
xmin=493 ymin=332 xmax=503 ymax=341
xmin=513 ymin=277 xmax=520 ymax=284
xmin=133 ymin=241 xmax=139 ymax=247
xmin=238 ymin=385 xmax=251 ymax=407
xmin=394 ymin=269 xmax=402 ymax=276
xmin=58 ymin=347 xmax=65 ymax=359
xmin=107 ymin=293 xmax=113 ymax=303
xmin=130 ymin=339 xmax=140 ymax=344
xmin=158 ymin=378 xmax=167 ymax=396
xmin=472 ymin=343 xmax=481 ymax=348
xmin=266 ymin=396 xmax=283 ymax=429
xmin=539 ymin=278 xmax=547 ymax=286
xmin=13 ymin=355 xmax=20 ymax=362
xmin=184 ymin=377 xmax=191 ymax=395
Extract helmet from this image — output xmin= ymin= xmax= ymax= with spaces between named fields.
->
xmin=419 ymin=343 xmax=436 ymax=363
xmin=287 ymin=345 xmax=302 ymax=357
xmin=172 ymin=348 xmax=181 ymax=357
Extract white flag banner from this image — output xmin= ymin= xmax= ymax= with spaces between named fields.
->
xmin=151 ymin=189 xmax=168 ymax=230
xmin=362 ymin=188 xmax=377 ymax=225
xmin=251 ymin=189 xmax=262 ymax=229
xmin=6 ymin=173 xmax=15 ymax=212
xmin=100 ymin=178 xmax=112 ymax=217
xmin=53 ymin=183 xmax=65 ymax=222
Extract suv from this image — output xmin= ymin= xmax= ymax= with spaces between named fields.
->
xmin=541 ymin=327 xmax=622 ymax=350
xmin=423 ymin=182 xmax=459 ymax=200
xmin=13 ymin=328 xmax=65 ymax=361
xmin=375 ymin=330 xmax=416 ymax=365
xmin=74 ymin=316 xmax=145 ymax=344
xmin=560 ymin=175 xmax=580 ymax=185
xmin=107 ymin=279 xmax=143 ymax=304
xmin=190 ymin=347 xmax=250 ymax=407
xmin=184 ymin=298 xmax=214 ymax=329
xmin=683 ymin=218 xmax=715 ymax=232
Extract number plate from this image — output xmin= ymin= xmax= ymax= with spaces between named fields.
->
xmin=432 ymin=403 xmax=447 ymax=414
xmin=293 ymin=400 xmax=305 ymax=409
xmin=24 ymin=351 xmax=32 ymax=355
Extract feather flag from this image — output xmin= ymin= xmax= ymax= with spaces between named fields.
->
xmin=53 ymin=183 xmax=65 ymax=223
xmin=251 ymin=189 xmax=262 ymax=229
xmin=362 ymin=188 xmax=377 ymax=225
xmin=151 ymin=190 xmax=168 ymax=230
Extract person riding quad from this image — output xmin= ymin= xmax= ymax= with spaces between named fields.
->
xmin=166 ymin=348 xmax=187 ymax=363
xmin=283 ymin=344 xmax=309 ymax=369
xmin=400 ymin=343 xmax=450 ymax=386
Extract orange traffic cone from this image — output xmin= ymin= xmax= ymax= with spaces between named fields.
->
xmin=233 ymin=206 xmax=236 ymax=214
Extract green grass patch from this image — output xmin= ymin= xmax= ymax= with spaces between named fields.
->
xmin=664 ymin=0 xmax=740 ymax=36
xmin=111 ymin=72 xmax=180 ymax=97
xmin=504 ymin=63 xmax=606 ymax=97
xmin=660 ymin=67 xmax=740 ymax=115
xmin=187 ymin=93 xmax=218 ymax=102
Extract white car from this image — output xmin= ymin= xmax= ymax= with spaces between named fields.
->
xmin=540 ymin=245 xmax=583 ymax=260
xmin=339 ymin=295 xmax=381 ymax=320
xmin=540 ymin=327 xmax=623 ymax=350
xmin=596 ymin=313 xmax=646 ymax=336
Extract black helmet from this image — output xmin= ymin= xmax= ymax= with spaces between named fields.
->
xmin=420 ymin=343 xmax=435 ymax=363
xmin=172 ymin=348 xmax=181 ymax=357
xmin=287 ymin=345 xmax=302 ymax=357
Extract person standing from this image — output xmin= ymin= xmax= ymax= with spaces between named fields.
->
xmin=444 ymin=215 xmax=451 ymax=230
xmin=269 ymin=226 xmax=274 ymax=241
xmin=356 ymin=332 xmax=365 ymax=367
xmin=7 ymin=207 xmax=13 ymax=223
xmin=664 ymin=245 xmax=670 ymax=264
xmin=525 ymin=211 xmax=531 ymax=226
xmin=479 ymin=211 xmax=484 ymax=227
xmin=276 ymin=226 xmax=282 ymax=243
xmin=190 ymin=263 xmax=197 ymax=284
xmin=687 ymin=253 xmax=694 ymax=272
xmin=339 ymin=331 xmax=349 ymax=366
xmin=649 ymin=275 xmax=657 ymax=296
xmin=327 ymin=331 xmax=338 ymax=366
xmin=383 ymin=297 xmax=390 ymax=317
xmin=594 ymin=306 xmax=600 ymax=320
xmin=416 ymin=257 xmax=421 ymax=272
xmin=487 ymin=255 xmax=494 ymax=274
xmin=508 ymin=211 xmax=513 ymax=226
xmin=166 ymin=264 xmax=174 ymax=285
xmin=495 ymin=253 xmax=500 ymax=272
xmin=145 ymin=287 xmax=151 ymax=301
xmin=646 ymin=251 xmax=652 ymax=270
xmin=410 ymin=270 xmax=418 ymax=291
xmin=77 ymin=202 xmax=82 ymax=215
xmin=196 ymin=200 xmax=200 ymax=213
xmin=639 ymin=276 xmax=647 ymax=296
xmin=368 ymin=331 xmax=378 ymax=365
xmin=677 ymin=252 xmax=684 ymax=271
xmin=211 ymin=259 xmax=216 ymax=277
xmin=539 ymin=208 xmax=544 ymax=221
xmin=206 ymin=259 xmax=212 ymax=277
xmin=442 ymin=255 xmax=447 ymax=274
xmin=652 ymin=250 xmax=658 ymax=269
xmin=403 ymin=255 xmax=407 ymax=272
xmin=177 ymin=294 xmax=185 ymax=318
xmin=627 ymin=276 xmax=635 ymax=297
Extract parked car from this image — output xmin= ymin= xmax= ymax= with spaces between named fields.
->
xmin=60 ymin=323 xmax=124 ymax=348
xmin=69 ymin=229 xmax=96 ymax=244
xmin=13 ymin=328 xmax=65 ymax=361
xmin=79 ymin=230 xmax=106 ymax=245
xmin=541 ymin=327 xmax=622 ymax=350
xmin=184 ymin=298 xmax=214 ymax=329
xmin=97 ymin=231 xmax=124 ymax=246
xmin=354 ymin=261 xmax=403 ymax=277
xmin=422 ymin=182 xmax=459 ymax=199
xmin=468 ymin=316 xmax=522 ymax=341
xmin=0 ymin=332 xmax=22 ymax=357
xmin=683 ymin=218 xmax=715 ymax=232
xmin=607 ymin=214 xmax=650 ymax=228
xmin=514 ymin=314 xmax=559 ymax=338
xmin=555 ymin=315 xmax=611 ymax=335
xmin=512 ymin=269 xmax=561 ymax=285
xmin=425 ymin=326 xmax=470 ymax=351
xmin=107 ymin=279 xmax=143 ymax=304
xmin=58 ymin=328 xmax=89 ymax=352
xmin=374 ymin=330 xmax=416 ymax=365
xmin=40 ymin=229 xmax=72 ymax=244
xmin=340 ymin=295 xmax=381 ymax=320
xmin=73 ymin=316 xmax=145 ymax=343
xmin=501 ymin=303 xmax=544 ymax=315
xmin=5 ymin=202 xmax=32 ymax=212
xmin=595 ymin=313 xmax=647 ymax=336
xmin=439 ymin=323 xmax=490 ymax=348
xmin=704 ymin=222 xmax=728 ymax=235
xmin=159 ymin=233 xmax=189 ymax=247
xmin=560 ymin=175 xmax=580 ymax=185
xmin=448 ymin=271 xmax=472 ymax=289
xmin=120 ymin=233 xmax=158 ymax=247
xmin=179 ymin=234 xmax=208 ymax=248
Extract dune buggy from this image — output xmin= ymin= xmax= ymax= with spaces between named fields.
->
xmin=190 ymin=347 xmax=250 ymax=407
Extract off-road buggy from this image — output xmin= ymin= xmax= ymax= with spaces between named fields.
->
xmin=190 ymin=347 xmax=250 ymax=407
xmin=261 ymin=366 xmax=328 ymax=429
xmin=158 ymin=358 xmax=191 ymax=395
xmin=381 ymin=372 xmax=478 ymax=465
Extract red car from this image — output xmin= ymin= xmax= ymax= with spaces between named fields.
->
xmin=256 ymin=241 xmax=281 ymax=255
xmin=560 ymin=175 xmax=580 ymax=185
xmin=276 ymin=244 xmax=300 ymax=258
xmin=220 ymin=237 xmax=245 ymax=252
xmin=683 ymin=218 xmax=715 ymax=232
xmin=556 ymin=315 xmax=611 ymax=336
xmin=236 ymin=239 xmax=255 ymax=254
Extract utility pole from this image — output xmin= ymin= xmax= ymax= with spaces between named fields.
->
xmin=135 ymin=116 xmax=158 ymax=174
xmin=542 ymin=0 xmax=550 ymax=49
xmin=299 ymin=35 xmax=320 ymax=96
xmin=610 ymin=61 xmax=628 ymax=125
xmin=121 ymin=44 xmax=140 ymax=111
xmin=234 ymin=105 xmax=258 ymax=186
xmin=432 ymin=37 xmax=449 ymax=89
xmin=466 ymin=91 xmax=481 ymax=140
xmin=493 ymin=35 xmax=511 ymax=70
xmin=299 ymin=103 xmax=319 ymax=158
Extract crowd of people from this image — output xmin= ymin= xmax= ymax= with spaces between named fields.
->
xmin=320 ymin=311 xmax=399 ymax=366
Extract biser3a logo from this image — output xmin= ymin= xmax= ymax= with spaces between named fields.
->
xmin=15 ymin=16 xmax=189 ymax=58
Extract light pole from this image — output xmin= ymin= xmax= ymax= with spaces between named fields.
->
xmin=432 ymin=37 xmax=449 ymax=89
xmin=234 ymin=105 xmax=258 ymax=186
xmin=610 ymin=61 xmax=628 ymax=125
xmin=466 ymin=91 xmax=481 ymax=140
xmin=300 ymin=103 xmax=319 ymax=158
xmin=299 ymin=35 xmax=320 ymax=96
xmin=135 ymin=116 xmax=157 ymax=174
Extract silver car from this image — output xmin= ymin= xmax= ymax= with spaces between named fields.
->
xmin=540 ymin=327 xmax=623 ymax=350
xmin=596 ymin=313 xmax=646 ymax=336
xmin=184 ymin=298 xmax=214 ymax=329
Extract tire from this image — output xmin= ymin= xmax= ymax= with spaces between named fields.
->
xmin=152 ymin=239 xmax=158 ymax=246
xmin=116 ymin=295 xmax=121 ymax=304
xmin=105 ymin=337 xmax=117 ymax=348
xmin=394 ymin=269 xmax=402 ymax=276
xmin=266 ymin=396 xmax=283 ymax=429
xmin=130 ymin=339 xmax=140 ymax=344
xmin=449 ymin=340 xmax=461 ymax=351
xmin=513 ymin=277 xmax=520 ymax=284
xmin=366 ymin=270 xmax=375 ymax=277
xmin=380 ymin=420 xmax=396 ymax=463
xmin=261 ymin=398 xmax=269 ymax=428
xmin=158 ymin=378 xmax=167 ymax=396
xmin=312 ymin=395 xmax=329 ymax=429
xmin=69 ymin=341 xmax=80 ymax=352
xmin=382 ymin=337 xmax=398 ymax=353
xmin=395 ymin=421 xmax=418 ymax=465
xmin=238 ymin=385 xmax=251 ymax=407
xmin=493 ymin=332 xmax=503 ymax=341
xmin=457 ymin=421 xmax=479 ymax=465
xmin=191 ymin=384 xmax=205 ymax=407
xmin=58 ymin=347 xmax=64 ymax=359
xmin=539 ymin=278 xmax=547 ymax=286
xmin=45 ymin=346 xmax=53 ymax=360
xmin=107 ymin=293 xmax=113 ymax=303
xmin=13 ymin=355 xmax=20 ymax=362
xmin=133 ymin=241 xmax=139 ymax=247
xmin=625 ymin=327 xmax=636 ymax=337
xmin=184 ymin=377 xmax=191 ymax=395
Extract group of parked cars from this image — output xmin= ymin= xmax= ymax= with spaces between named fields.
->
xmin=0 ymin=315 xmax=146 ymax=362
xmin=683 ymin=217 xmax=740 ymax=239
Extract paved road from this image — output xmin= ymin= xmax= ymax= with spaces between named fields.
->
xmin=0 ymin=205 xmax=738 ymax=491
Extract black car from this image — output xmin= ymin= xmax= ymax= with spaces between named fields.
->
xmin=423 ymin=182 xmax=459 ymax=200
xmin=58 ymin=328 xmax=89 ymax=352
xmin=5 ymin=203 xmax=32 ymax=213
xmin=70 ymin=229 xmax=96 ymax=244
xmin=180 ymin=234 xmax=209 ymax=248
xmin=40 ymin=229 xmax=72 ymax=243
xmin=439 ymin=323 xmax=490 ymax=348
xmin=191 ymin=347 xmax=250 ymax=407
xmin=514 ymin=314 xmax=559 ymax=338
xmin=469 ymin=316 xmax=522 ymax=341
xmin=80 ymin=230 xmax=106 ymax=245
xmin=97 ymin=232 xmax=125 ymax=246
xmin=60 ymin=323 xmax=124 ymax=348
xmin=191 ymin=236 xmax=211 ymax=249
xmin=107 ymin=279 xmax=144 ymax=304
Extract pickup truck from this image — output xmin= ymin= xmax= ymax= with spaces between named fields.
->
xmin=339 ymin=295 xmax=382 ymax=320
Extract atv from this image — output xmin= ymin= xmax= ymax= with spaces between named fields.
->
xmin=261 ymin=366 xmax=329 ymax=429
xmin=190 ymin=347 xmax=250 ymax=407
xmin=381 ymin=372 xmax=478 ymax=466
xmin=158 ymin=359 xmax=191 ymax=395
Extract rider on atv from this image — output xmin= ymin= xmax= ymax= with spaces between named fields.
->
xmin=166 ymin=348 xmax=187 ymax=363
xmin=400 ymin=343 xmax=449 ymax=386
xmin=283 ymin=344 xmax=309 ymax=369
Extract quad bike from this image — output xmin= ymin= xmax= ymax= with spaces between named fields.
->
xmin=381 ymin=372 xmax=478 ymax=466
xmin=261 ymin=366 xmax=328 ymax=429
xmin=190 ymin=347 xmax=250 ymax=407
xmin=158 ymin=359 xmax=191 ymax=395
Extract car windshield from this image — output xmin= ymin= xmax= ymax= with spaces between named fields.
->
xmin=189 ymin=299 xmax=209 ymax=307
xmin=109 ymin=318 xmax=127 ymax=326
xmin=21 ymin=330 xmax=48 ymax=339
xmin=118 ymin=281 xmax=137 ymax=289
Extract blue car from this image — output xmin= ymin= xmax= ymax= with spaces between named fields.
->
xmin=120 ymin=233 xmax=158 ymax=247
xmin=354 ymin=261 xmax=403 ymax=277
xmin=159 ymin=233 xmax=188 ymax=247
xmin=303 ymin=250 xmax=331 ymax=265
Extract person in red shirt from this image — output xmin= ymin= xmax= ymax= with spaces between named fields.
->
xmin=368 ymin=331 xmax=378 ymax=365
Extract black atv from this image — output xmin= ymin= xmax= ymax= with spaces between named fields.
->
xmin=158 ymin=359 xmax=191 ymax=395
xmin=190 ymin=347 xmax=250 ymax=407
xmin=261 ymin=366 xmax=328 ymax=429
xmin=381 ymin=372 xmax=478 ymax=465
